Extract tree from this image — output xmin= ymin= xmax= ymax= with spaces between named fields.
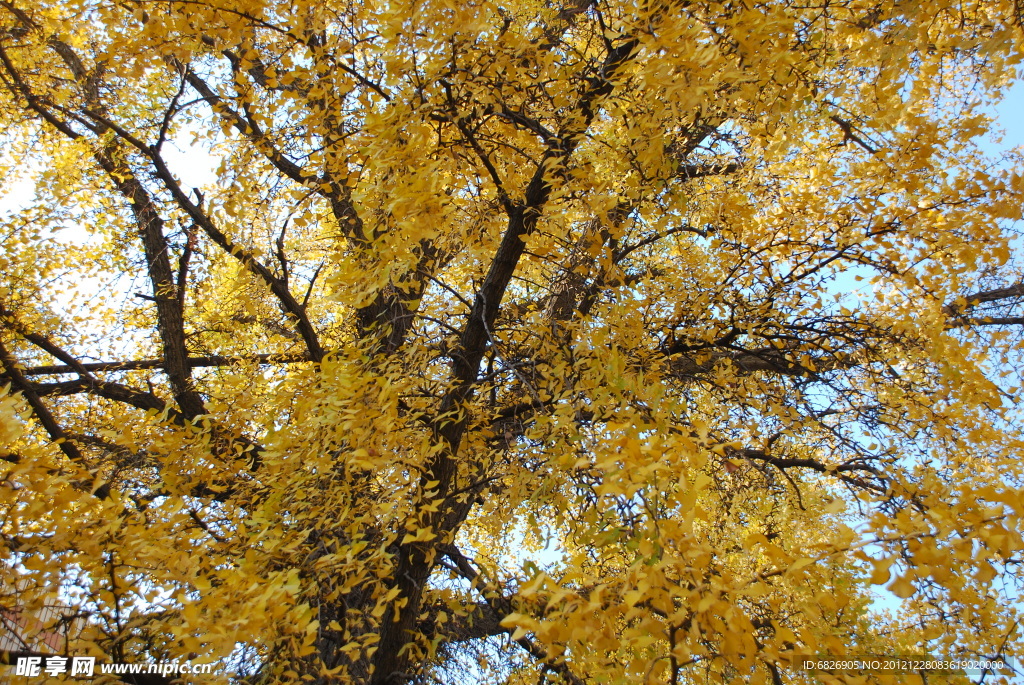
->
xmin=1 ymin=0 xmax=1023 ymax=681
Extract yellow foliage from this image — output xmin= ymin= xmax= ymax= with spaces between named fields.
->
xmin=0 ymin=0 xmax=1022 ymax=683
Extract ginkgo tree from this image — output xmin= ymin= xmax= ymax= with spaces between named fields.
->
xmin=1 ymin=0 xmax=1024 ymax=682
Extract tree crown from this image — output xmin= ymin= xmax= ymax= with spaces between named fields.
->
xmin=1 ymin=0 xmax=1024 ymax=682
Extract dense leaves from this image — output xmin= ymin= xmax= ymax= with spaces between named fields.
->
xmin=1 ymin=0 xmax=1024 ymax=682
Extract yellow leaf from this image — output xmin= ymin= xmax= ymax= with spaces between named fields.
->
xmin=888 ymin=575 xmax=916 ymax=599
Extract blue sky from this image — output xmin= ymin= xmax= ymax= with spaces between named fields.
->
xmin=986 ymin=77 xmax=1023 ymax=152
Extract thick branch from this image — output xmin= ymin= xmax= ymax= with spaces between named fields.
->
xmin=0 ymin=28 xmax=207 ymax=420
xmin=68 ymin=102 xmax=326 ymax=364
xmin=21 ymin=353 xmax=310 ymax=377
xmin=0 ymin=338 xmax=109 ymax=499
xmin=370 ymin=34 xmax=641 ymax=685
xmin=943 ymin=282 xmax=1024 ymax=317
xmin=440 ymin=545 xmax=586 ymax=685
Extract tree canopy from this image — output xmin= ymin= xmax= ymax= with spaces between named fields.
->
xmin=1 ymin=0 xmax=1024 ymax=682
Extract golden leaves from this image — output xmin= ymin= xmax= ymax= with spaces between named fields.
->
xmin=0 ymin=0 xmax=1023 ymax=681
xmin=0 ymin=383 xmax=27 ymax=445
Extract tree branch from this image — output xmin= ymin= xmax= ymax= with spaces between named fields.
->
xmin=370 ymin=33 xmax=641 ymax=685
xmin=20 ymin=353 xmax=309 ymax=377
xmin=440 ymin=545 xmax=586 ymax=685
xmin=943 ymin=282 xmax=1024 ymax=316
xmin=0 ymin=338 xmax=109 ymax=499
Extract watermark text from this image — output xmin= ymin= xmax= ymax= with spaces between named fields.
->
xmin=13 ymin=656 xmax=216 ymax=678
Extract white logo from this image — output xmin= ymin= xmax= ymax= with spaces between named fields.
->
xmin=70 ymin=657 xmax=96 ymax=677
xmin=14 ymin=657 xmax=41 ymax=677
xmin=44 ymin=657 xmax=68 ymax=676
